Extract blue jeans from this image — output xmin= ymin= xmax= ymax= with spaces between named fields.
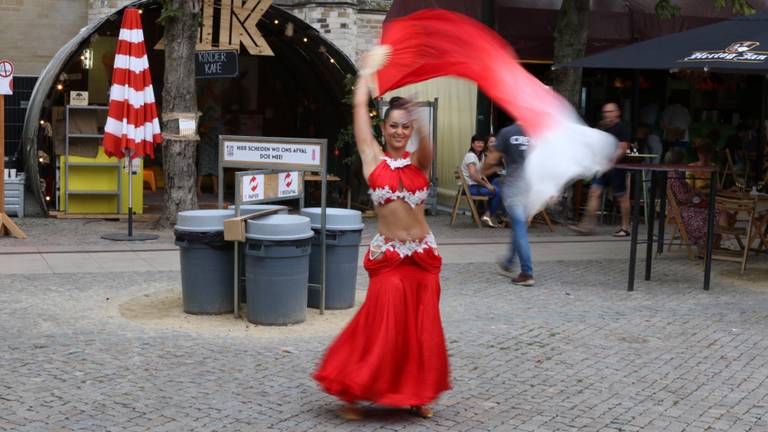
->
xmin=503 ymin=200 xmax=533 ymax=275
xmin=469 ymin=178 xmax=502 ymax=216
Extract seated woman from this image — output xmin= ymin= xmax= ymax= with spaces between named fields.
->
xmin=460 ymin=134 xmax=502 ymax=227
xmin=666 ymin=148 xmax=725 ymax=257
xmin=686 ymin=138 xmax=715 ymax=194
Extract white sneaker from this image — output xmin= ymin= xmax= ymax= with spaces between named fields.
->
xmin=481 ymin=215 xmax=499 ymax=228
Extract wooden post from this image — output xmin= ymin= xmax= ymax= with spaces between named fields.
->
xmin=0 ymin=93 xmax=28 ymax=238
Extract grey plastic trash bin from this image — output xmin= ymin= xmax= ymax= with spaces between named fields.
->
xmin=300 ymin=208 xmax=364 ymax=310
xmin=228 ymin=204 xmax=290 ymax=302
xmin=175 ymin=209 xmax=236 ymax=314
xmin=244 ymin=214 xmax=313 ymax=325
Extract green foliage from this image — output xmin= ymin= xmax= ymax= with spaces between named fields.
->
xmin=157 ymin=0 xmax=181 ymax=25
xmin=656 ymin=0 xmax=755 ymax=19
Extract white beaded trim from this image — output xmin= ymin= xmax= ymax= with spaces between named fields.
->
xmin=369 ymin=232 xmax=438 ymax=258
xmin=381 ymin=155 xmax=412 ymax=169
xmin=369 ymin=186 xmax=429 ymax=208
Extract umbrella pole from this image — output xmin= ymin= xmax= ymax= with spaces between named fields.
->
xmin=127 ymin=152 xmax=133 ymax=237
xmin=101 ymin=149 xmax=157 ymax=241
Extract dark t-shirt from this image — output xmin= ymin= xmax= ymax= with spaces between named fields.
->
xmin=493 ymin=123 xmax=529 ymax=170
xmin=603 ymin=121 xmax=631 ymax=143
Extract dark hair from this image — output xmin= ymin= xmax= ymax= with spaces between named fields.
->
xmin=383 ymin=96 xmax=411 ymax=121
xmin=468 ymin=134 xmax=486 ymax=156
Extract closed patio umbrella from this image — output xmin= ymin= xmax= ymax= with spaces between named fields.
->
xmin=101 ymin=8 xmax=162 ymax=241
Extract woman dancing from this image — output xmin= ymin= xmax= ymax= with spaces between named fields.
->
xmin=313 ymin=69 xmax=450 ymax=419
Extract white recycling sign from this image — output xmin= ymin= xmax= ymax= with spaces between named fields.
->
xmin=278 ymin=171 xmax=299 ymax=197
xmin=241 ymin=174 xmax=265 ymax=202
xmin=0 ymin=59 xmax=13 ymax=95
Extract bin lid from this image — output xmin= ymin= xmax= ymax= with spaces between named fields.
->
xmin=300 ymin=208 xmax=364 ymax=231
xmin=175 ymin=209 xmax=235 ymax=232
xmin=228 ymin=204 xmax=289 ymax=216
xmin=246 ymin=214 xmax=314 ymax=241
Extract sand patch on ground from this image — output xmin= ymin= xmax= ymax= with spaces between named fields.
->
xmin=716 ymin=261 xmax=768 ymax=288
xmin=119 ymin=288 xmax=363 ymax=338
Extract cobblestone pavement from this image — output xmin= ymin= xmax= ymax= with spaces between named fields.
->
xmin=3 ymin=250 xmax=768 ymax=431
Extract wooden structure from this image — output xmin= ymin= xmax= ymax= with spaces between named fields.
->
xmin=450 ymin=169 xmax=488 ymax=228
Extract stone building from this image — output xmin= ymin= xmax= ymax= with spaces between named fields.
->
xmin=87 ymin=0 xmax=391 ymax=64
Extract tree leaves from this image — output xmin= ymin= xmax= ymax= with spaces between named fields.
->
xmin=656 ymin=0 xmax=755 ymax=20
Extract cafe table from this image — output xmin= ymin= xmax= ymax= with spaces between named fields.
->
xmin=623 ymin=153 xmax=658 ymax=223
xmin=615 ymin=163 xmax=718 ymax=291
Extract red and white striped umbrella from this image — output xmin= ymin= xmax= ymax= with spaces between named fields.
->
xmin=103 ymin=8 xmax=161 ymax=160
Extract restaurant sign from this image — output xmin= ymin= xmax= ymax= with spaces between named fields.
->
xmin=680 ymin=41 xmax=768 ymax=63
xmin=195 ymin=50 xmax=239 ymax=78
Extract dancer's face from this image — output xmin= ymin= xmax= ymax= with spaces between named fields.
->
xmin=382 ymin=109 xmax=413 ymax=150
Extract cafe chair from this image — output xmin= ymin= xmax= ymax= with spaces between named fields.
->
xmin=720 ymin=149 xmax=747 ymax=190
xmin=450 ymin=169 xmax=488 ymax=228
xmin=749 ymin=210 xmax=768 ymax=254
xmin=529 ymin=209 xmax=555 ymax=232
xmin=712 ymin=196 xmax=758 ymax=274
xmin=665 ymin=183 xmax=695 ymax=259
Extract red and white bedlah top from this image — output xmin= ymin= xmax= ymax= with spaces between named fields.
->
xmin=367 ymin=151 xmax=429 ymax=208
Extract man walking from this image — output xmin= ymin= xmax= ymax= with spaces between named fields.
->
xmin=571 ymin=102 xmax=631 ymax=237
xmin=483 ymin=122 xmax=534 ymax=286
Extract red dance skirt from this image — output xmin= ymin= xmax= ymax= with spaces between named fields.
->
xmin=314 ymin=236 xmax=451 ymax=407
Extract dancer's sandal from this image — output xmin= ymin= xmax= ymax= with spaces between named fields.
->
xmin=409 ymin=405 xmax=434 ymax=418
xmin=337 ymin=405 xmax=364 ymax=420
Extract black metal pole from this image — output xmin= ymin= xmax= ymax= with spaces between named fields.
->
xmin=628 ymin=171 xmax=641 ymax=291
xmin=128 ymin=206 xmax=133 ymax=237
xmin=632 ymin=71 xmax=640 ymax=134
xmin=703 ymin=171 xmax=718 ymax=290
xmin=657 ymin=171 xmax=668 ymax=255
xmin=474 ymin=0 xmax=495 ymax=137
xmin=645 ymin=171 xmax=657 ymax=280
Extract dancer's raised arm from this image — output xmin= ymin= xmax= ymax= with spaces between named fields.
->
xmin=353 ymin=73 xmax=384 ymax=180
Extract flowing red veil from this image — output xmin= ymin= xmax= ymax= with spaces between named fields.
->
xmin=364 ymin=9 xmax=616 ymax=213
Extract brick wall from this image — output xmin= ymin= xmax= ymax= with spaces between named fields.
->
xmin=355 ymin=9 xmax=386 ymax=62
xmin=0 ymin=0 xmax=89 ymax=75
xmin=88 ymin=0 xmax=134 ymax=23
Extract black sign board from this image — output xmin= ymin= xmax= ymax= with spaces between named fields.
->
xmin=195 ymin=50 xmax=239 ymax=79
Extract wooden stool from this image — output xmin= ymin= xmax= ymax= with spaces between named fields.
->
xmin=143 ymin=169 xmax=157 ymax=192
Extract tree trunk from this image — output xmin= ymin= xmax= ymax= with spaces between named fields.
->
xmin=160 ymin=0 xmax=200 ymax=227
xmin=551 ymin=0 xmax=590 ymax=221
xmin=552 ymin=0 xmax=590 ymax=110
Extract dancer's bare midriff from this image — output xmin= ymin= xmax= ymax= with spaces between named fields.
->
xmin=374 ymin=200 xmax=430 ymax=242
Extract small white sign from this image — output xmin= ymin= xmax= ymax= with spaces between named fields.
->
xmin=123 ymin=158 xmax=141 ymax=174
xmin=278 ymin=171 xmax=299 ymax=197
xmin=241 ymin=174 xmax=264 ymax=202
xmin=179 ymin=118 xmax=196 ymax=136
xmin=69 ymin=91 xmax=89 ymax=106
xmin=0 ymin=59 xmax=14 ymax=95
xmin=223 ymin=141 xmax=321 ymax=167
